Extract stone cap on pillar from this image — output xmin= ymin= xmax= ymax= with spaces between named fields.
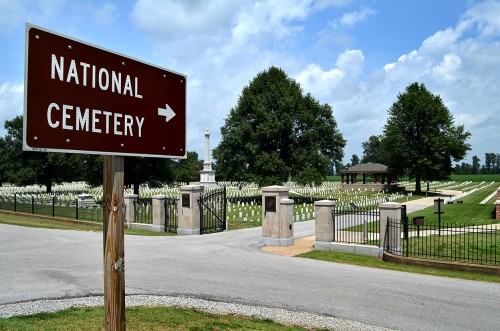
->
xmin=314 ymin=199 xmax=335 ymax=207
xmin=262 ymin=186 xmax=290 ymax=193
xmin=380 ymin=202 xmax=401 ymax=209
xmin=179 ymin=185 xmax=204 ymax=193
xmin=280 ymin=198 xmax=294 ymax=205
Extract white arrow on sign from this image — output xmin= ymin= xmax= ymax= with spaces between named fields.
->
xmin=158 ymin=104 xmax=176 ymax=122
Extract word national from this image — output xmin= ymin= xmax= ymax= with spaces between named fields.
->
xmin=50 ymin=54 xmax=143 ymax=99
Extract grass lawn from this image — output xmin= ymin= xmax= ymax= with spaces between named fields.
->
xmin=0 ymin=306 xmax=326 ymax=331
xmin=0 ymin=213 xmax=175 ymax=236
xmin=297 ymin=250 xmax=500 ymax=283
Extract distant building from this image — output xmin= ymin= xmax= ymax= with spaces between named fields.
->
xmin=199 ymin=127 xmax=218 ymax=188
xmin=340 ymin=163 xmax=401 ymax=193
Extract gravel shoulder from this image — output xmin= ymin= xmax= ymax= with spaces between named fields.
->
xmin=0 ymin=295 xmax=390 ymax=331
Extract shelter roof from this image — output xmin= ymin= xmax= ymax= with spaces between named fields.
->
xmin=340 ymin=163 xmax=389 ymax=174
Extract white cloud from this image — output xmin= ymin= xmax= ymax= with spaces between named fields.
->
xmin=131 ymin=0 xmax=243 ymax=39
xmin=431 ymin=53 xmax=461 ymax=83
xmin=0 ymin=0 xmax=65 ymax=33
xmin=0 ymin=82 xmax=24 ymax=133
xmin=295 ymin=49 xmax=364 ymax=104
xmin=463 ymin=0 xmax=500 ymax=38
xmin=92 ymin=3 xmax=118 ymax=25
xmin=337 ymin=7 xmax=376 ymax=28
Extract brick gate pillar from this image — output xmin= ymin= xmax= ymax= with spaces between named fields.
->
xmin=177 ymin=185 xmax=204 ymax=235
xmin=261 ymin=186 xmax=294 ymax=246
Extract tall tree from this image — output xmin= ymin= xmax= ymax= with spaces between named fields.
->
xmin=484 ymin=153 xmax=495 ymax=174
xmin=0 ymin=134 xmax=7 ymax=186
xmin=213 ymin=67 xmax=346 ymax=186
xmin=350 ymin=154 xmax=360 ymax=166
xmin=175 ymin=151 xmax=203 ymax=183
xmin=472 ymin=155 xmax=481 ymax=175
xmin=382 ymin=82 xmax=471 ymax=193
xmin=361 ymin=135 xmax=386 ymax=164
xmin=1 ymin=116 xmax=82 ymax=192
xmin=125 ymin=157 xmax=175 ymax=196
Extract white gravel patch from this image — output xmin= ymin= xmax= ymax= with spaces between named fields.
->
xmin=0 ymin=295 xmax=392 ymax=331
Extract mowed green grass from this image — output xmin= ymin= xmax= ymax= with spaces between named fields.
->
xmin=0 ymin=213 xmax=175 ymax=236
xmin=408 ymin=184 xmax=497 ymax=227
xmin=297 ymin=250 xmax=500 ymax=283
xmin=0 ymin=306 xmax=328 ymax=331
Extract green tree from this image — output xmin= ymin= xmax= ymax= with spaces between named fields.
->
xmin=361 ymin=135 xmax=386 ymax=164
xmin=213 ymin=67 xmax=345 ymax=186
xmin=1 ymin=116 xmax=83 ymax=192
xmin=381 ymin=82 xmax=471 ymax=193
xmin=0 ymin=134 xmax=7 ymax=186
xmin=175 ymin=151 xmax=203 ymax=183
xmin=350 ymin=154 xmax=360 ymax=166
xmin=472 ymin=155 xmax=481 ymax=175
xmin=125 ymin=157 xmax=175 ymax=196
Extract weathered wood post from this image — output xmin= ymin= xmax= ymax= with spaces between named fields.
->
xmin=103 ymin=155 xmax=126 ymax=330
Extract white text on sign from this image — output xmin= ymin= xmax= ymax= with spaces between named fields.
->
xmin=47 ymin=102 xmax=144 ymax=137
xmin=51 ymin=54 xmax=143 ymax=99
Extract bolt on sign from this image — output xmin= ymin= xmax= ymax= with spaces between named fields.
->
xmin=23 ymin=24 xmax=186 ymax=158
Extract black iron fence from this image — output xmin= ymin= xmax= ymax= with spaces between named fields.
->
xmin=135 ymin=198 xmax=153 ymax=224
xmin=385 ymin=218 xmax=499 ymax=265
xmin=164 ymin=198 xmax=178 ymax=233
xmin=0 ymin=194 xmax=104 ymax=222
xmin=331 ymin=205 xmax=380 ymax=245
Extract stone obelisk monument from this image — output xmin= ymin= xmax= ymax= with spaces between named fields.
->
xmin=199 ymin=127 xmax=217 ymax=188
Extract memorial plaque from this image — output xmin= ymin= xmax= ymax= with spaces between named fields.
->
xmin=265 ymin=196 xmax=276 ymax=213
xmin=182 ymin=194 xmax=190 ymax=208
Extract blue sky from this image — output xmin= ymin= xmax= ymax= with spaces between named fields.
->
xmin=1 ymin=0 xmax=499 ymax=166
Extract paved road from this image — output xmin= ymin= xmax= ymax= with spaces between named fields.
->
xmin=0 ymin=221 xmax=499 ymax=330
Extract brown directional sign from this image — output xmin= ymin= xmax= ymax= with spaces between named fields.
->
xmin=23 ymin=24 xmax=186 ymax=158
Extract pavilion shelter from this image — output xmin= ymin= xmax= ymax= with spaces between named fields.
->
xmin=340 ymin=163 xmax=400 ymax=192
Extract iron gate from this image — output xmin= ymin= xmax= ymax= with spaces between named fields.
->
xmin=164 ymin=197 xmax=178 ymax=233
xmin=198 ymin=187 xmax=227 ymax=234
xmin=331 ymin=205 xmax=380 ymax=244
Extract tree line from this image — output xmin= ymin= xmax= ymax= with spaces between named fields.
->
xmin=453 ymin=153 xmax=500 ymax=175
xmin=0 ymin=116 xmax=203 ymax=194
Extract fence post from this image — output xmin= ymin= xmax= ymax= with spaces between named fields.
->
xmin=52 ymin=195 xmax=56 ymax=217
xmin=379 ymin=202 xmax=402 ymax=254
xmin=124 ymin=194 xmax=138 ymax=228
xmin=314 ymin=200 xmax=335 ymax=244
xmin=495 ymin=187 xmax=500 ymax=220
xmin=31 ymin=195 xmax=34 ymax=214
xmin=14 ymin=193 xmax=17 ymax=212
xmin=261 ymin=186 xmax=293 ymax=246
xmin=75 ymin=198 xmax=79 ymax=220
xmin=152 ymin=195 xmax=166 ymax=232
xmin=177 ymin=185 xmax=204 ymax=235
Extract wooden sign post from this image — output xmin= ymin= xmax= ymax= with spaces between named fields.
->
xmin=24 ymin=24 xmax=186 ymax=330
xmin=103 ymin=155 xmax=126 ymax=330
